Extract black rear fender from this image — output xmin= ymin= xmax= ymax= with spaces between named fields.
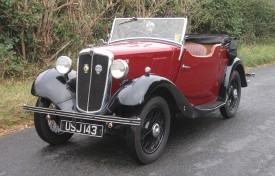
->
xmin=218 ymin=57 xmax=247 ymax=99
xmin=225 ymin=58 xmax=247 ymax=88
xmin=31 ymin=68 xmax=76 ymax=111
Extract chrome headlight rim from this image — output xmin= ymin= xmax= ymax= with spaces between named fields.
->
xmin=55 ymin=56 xmax=72 ymax=74
xmin=110 ymin=59 xmax=129 ymax=79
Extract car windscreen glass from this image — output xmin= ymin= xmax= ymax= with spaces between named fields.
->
xmin=109 ymin=18 xmax=187 ymax=44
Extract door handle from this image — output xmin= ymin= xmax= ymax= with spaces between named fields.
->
xmin=182 ymin=64 xmax=190 ymax=69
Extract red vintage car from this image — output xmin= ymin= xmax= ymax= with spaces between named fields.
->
xmin=23 ymin=17 xmax=247 ymax=164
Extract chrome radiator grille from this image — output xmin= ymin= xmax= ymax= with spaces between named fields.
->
xmin=76 ymin=49 xmax=112 ymax=113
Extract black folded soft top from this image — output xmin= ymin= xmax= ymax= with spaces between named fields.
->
xmin=185 ymin=34 xmax=229 ymax=44
xmin=185 ymin=34 xmax=237 ymax=60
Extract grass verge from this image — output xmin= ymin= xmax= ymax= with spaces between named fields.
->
xmin=239 ymin=39 xmax=275 ymax=67
xmin=0 ymin=79 xmax=35 ymax=135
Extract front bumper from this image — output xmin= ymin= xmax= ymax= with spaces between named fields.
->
xmin=23 ymin=105 xmax=141 ymax=126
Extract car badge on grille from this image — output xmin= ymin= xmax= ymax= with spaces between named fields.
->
xmin=95 ymin=65 xmax=103 ymax=75
xmin=83 ymin=64 xmax=89 ymax=74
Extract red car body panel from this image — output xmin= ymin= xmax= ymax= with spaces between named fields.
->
xmin=101 ymin=40 xmax=227 ymax=106
xmin=175 ymin=45 xmax=228 ymax=105
xmin=101 ymin=41 xmax=181 ymax=95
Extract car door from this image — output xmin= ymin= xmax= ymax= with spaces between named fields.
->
xmin=175 ymin=44 xmax=226 ymax=105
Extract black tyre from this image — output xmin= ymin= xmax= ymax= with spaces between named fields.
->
xmin=127 ymin=96 xmax=170 ymax=164
xmin=220 ymin=71 xmax=241 ymax=118
xmin=34 ymin=98 xmax=73 ymax=145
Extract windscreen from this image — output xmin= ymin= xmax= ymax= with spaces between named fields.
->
xmin=109 ymin=18 xmax=187 ymax=44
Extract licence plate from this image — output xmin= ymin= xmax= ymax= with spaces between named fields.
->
xmin=60 ymin=120 xmax=103 ymax=137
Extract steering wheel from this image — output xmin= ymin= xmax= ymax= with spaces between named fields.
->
xmin=126 ymin=30 xmax=150 ymax=38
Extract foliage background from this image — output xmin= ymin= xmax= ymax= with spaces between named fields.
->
xmin=1 ymin=0 xmax=275 ymax=78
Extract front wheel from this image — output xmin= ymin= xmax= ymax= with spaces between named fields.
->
xmin=220 ymin=71 xmax=241 ymax=118
xmin=34 ymin=98 xmax=73 ymax=145
xmin=127 ymin=96 xmax=171 ymax=164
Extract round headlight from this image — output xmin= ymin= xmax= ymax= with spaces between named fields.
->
xmin=55 ymin=56 xmax=72 ymax=74
xmin=110 ymin=59 xmax=129 ymax=79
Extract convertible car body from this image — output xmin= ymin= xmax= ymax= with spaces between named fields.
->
xmin=23 ymin=17 xmax=247 ymax=164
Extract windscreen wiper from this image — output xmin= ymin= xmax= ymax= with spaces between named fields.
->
xmin=119 ymin=17 xmax=138 ymax=25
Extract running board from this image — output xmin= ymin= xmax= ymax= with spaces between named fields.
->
xmin=195 ymin=100 xmax=225 ymax=111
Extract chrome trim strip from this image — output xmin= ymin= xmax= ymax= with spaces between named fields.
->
xmin=180 ymin=17 xmax=188 ymax=44
xmin=178 ymin=44 xmax=185 ymax=61
xmin=109 ymin=37 xmax=182 ymax=46
xmin=108 ymin=17 xmax=117 ymax=43
xmin=86 ymin=49 xmax=95 ymax=112
xmin=23 ymin=105 xmax=141 ymax=126
xmin=76 ymin=48 xmax=114 ymax=114
xmin=178 ymin=18 xmax=188 ymax=60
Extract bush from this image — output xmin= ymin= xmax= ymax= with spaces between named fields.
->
xmin=0 ymin=0 xmax=275 ymax=78
xmin=238 ymin=0 xmax=275 ymax=42
xmin=0 ymin=34 xmax=25 ymax=78
xmin=191 ymin=0 xmax=243 ymax=36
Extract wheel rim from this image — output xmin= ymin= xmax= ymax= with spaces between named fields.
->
xmin=46 ymin=104 xmax=63 ymax=135
xmin=140 ymin=107 xmax=165 ymax=154
xmin=227 ymin=78 xmax=240 ymax=111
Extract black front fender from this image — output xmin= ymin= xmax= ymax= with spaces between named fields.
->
xmin=31 ymin=68 xmax=76 ymax=111
xmin=107 ymin=75 xmax=197 ymax=118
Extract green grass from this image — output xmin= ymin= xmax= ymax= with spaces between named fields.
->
xmin=239 ymin=39 xmax=275 ymax=67
xmin=0 ymin=79 xmax=35 ymax=135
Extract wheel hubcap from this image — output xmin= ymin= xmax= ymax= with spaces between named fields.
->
xmin=47 ymin=104 xmax=63 ymax=134
xmin=233 ymin=89 xmax=238 ymax=99
xmin=152 ymin=123 xmax=161 ymax=138
xmin=227 ymin=78 xmax=240 ymax=111
xmin=46 ymin=114 xmax=51 ymax=120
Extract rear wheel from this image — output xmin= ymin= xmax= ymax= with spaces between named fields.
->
xmin=220 ymin=71 xmax=241 ymax=118
xmin=127 ymin=96 xmax=170 ymax=164
xmin=34 ymin=98 xmax=73 ymax=145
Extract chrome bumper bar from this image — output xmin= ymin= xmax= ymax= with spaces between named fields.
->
xmin=23 ymin=105 xmax=141 ymax=126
